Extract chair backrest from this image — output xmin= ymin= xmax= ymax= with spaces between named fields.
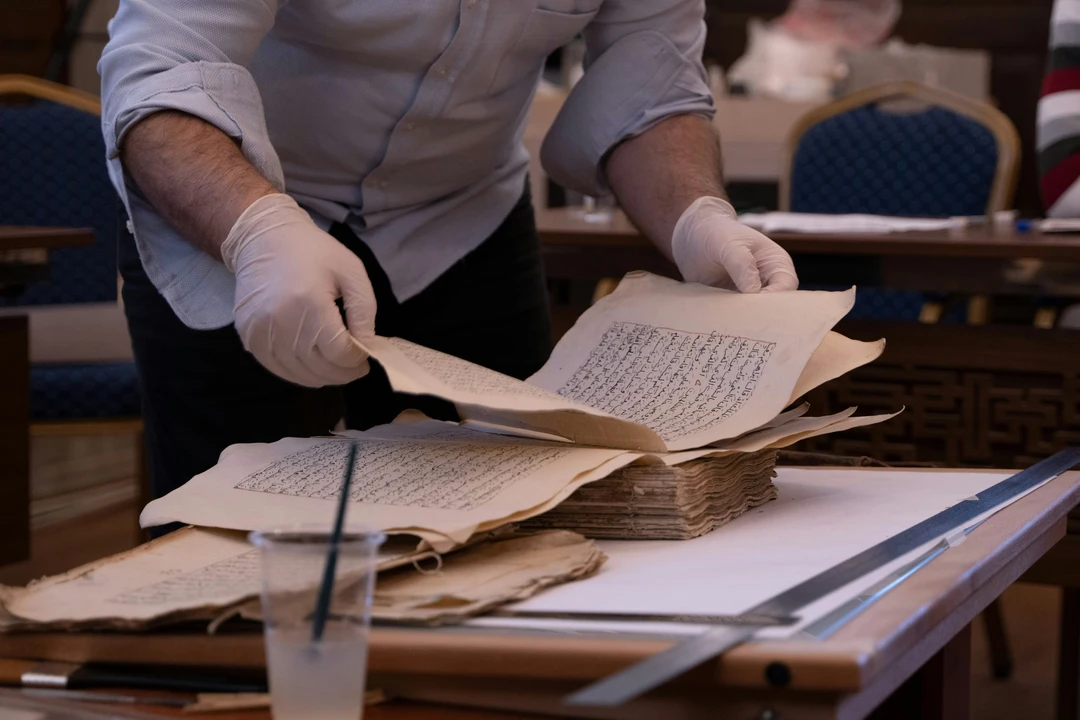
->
xmin=0 ymin=74 xmax=120 ymax=306
xmin=779 ymin=81 xmax=1020 ymax=216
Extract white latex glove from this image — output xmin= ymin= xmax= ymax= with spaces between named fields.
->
xmin=221 ymin=193 xmax=376 ymax=388
xmin=671 ymin=196 xmax=799 ymax=293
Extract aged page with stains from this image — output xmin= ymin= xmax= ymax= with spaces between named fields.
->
xmin=0 ymin=527 xmax=424 ymax=629
xmin=140 ymin=423 xmax=639 ymax=552
xmin=359 ymin=273 xmax=860 ymax=451
xmin=527 ymin=273 xmax=856 ymax=451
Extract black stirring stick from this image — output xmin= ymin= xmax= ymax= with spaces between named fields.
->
xmin=311 ymin=441 xmax=358 ymax=644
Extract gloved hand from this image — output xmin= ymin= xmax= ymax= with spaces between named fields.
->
xmin=671 ymin=196 xmax=799 ymax=293
xmin=221 ymin=193 xmax=376 ymax=388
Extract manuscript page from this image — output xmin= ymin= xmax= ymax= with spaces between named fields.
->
xmin=1 ymin=528 xmax=257 ymax=628
xmin=529 ymin=273 xmax=855 ymax=451
xmin=0 ymin=527 xmax=423 ymax=629
xmin=359 ymin=273 xmax=856 ymax=451
xmin=356 ymin=336 xmax=666 ymax=451
xmin=140 ymin=423 xmax=638 ymax=552
xmin=788 ymin=332 xmax=885 ymax=406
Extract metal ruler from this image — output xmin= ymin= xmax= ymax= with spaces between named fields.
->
xmin=565 ymin=448 xmax=1080 ymax=707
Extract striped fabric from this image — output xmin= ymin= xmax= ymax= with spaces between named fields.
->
xmin=1040 ymin=0 xmax=1080 ymax=216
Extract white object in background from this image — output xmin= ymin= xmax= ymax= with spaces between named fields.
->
xmin=776 ymin=0 xmax=901 ymax=49
xmin=842 ymin=40 xmax=991 ymax=101
xmin=728 ymin=18 xmax=845 ymax=101
xmin=0 ymin=302 xmax=134 ymax=363
xmin=706 ymin=62 xmax=727 ymax=96
xmin=1060 ymin=304 xmax=1080 ymax=329
xmin=738 ymin=212 xmax=962 ymax=234
xmin=561 ymin=37 xmax=585 ymax=90
xmin=1040 ymin=218 xmax=1080 ymax=233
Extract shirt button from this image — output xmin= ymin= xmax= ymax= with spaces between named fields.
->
xmin=436 ymin=67 xmax=448 ymax=77
xmin=378 ymin=180 xmax=389 ymax=189
xmin=403 ymin=121 xmax=415 ymax=131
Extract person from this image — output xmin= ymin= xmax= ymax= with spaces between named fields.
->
xmin=99 ymin=0 xmax=800 ymax=500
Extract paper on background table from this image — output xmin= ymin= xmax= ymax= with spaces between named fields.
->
xmin=140 ymin=423 xmax=638 ymax=552
xmin=359 ymin=272 xmax=856 ymax=451
xmin=468 ymin=467 xmax=1045 ymax=639
xmin=739 ymin=212 xmax=962 ymax=234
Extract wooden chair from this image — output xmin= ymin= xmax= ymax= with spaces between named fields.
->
xmin=0 ymin=75 xmax=146 ymax=547
xmin=780 ymin=80 xmax=1020 ymax=325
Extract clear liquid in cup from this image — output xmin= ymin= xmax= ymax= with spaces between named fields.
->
xmin=265 ymin=628 xmax=369 ymax=720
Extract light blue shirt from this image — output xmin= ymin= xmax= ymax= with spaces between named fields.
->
xmin=100 ymin=0 xmax=715 ymax=329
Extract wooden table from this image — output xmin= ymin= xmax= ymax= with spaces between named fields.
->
xmin=0 ymin=226 xmax=94 ymax=566
xmin=0 ymin=226 xmax=95 ymax=251
xmin=537 ymin=208 xmax=1080 ymax=295
xmin=4 ymin=468 xmax=1078 ymax=720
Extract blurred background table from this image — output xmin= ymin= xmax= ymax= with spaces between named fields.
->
xmin=536 ymin=208 xmax=1080 ymax=292
xmin=0 ymin=225 xmax=93 ymax=566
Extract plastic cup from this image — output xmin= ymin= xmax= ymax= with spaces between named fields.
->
xmin=250 ymin=526 xmax=386 ymax=720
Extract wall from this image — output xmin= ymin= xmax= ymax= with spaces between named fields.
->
xmin=68 ymin=0 xmax=115 ymax=95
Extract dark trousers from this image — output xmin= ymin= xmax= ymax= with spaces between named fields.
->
xmin=119 ymin=188 xmax=552 ymax=500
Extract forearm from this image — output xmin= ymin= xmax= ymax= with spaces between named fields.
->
xmin=605 ymin=114 xmax=725 ymax=260
xmin=120 ymin=111 xmax=277 ymax=260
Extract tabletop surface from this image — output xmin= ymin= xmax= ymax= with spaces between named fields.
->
xmin=0 ymin=690 xmax=535 ymax=720
xmin=536 ymin=208 xmax=1080 ymax=261
xmin=2 ymin=468 xmax=1077 ymax=709
xmin=0 ymin=226 xmax=94 ymax=251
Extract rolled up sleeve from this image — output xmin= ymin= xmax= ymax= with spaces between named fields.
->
xmin=99 ymin=0 xmax=283 ymax=329
xmin=541 ymin=0 xmax=715 ymax=197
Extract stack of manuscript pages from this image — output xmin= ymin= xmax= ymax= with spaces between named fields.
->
xmin=137 ymin=272 xmax=896 ymax=552
xmin=520 ymin=451 xmax=779 ymax=540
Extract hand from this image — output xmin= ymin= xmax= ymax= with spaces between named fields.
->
xmin=221 ymin=193 xmax=376 ymax=387
xmin=671 ymin=197 xmax=799 ymax=293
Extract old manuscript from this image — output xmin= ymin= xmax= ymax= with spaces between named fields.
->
xmin=140 ymin=423 xmax=638 ymax=551
xmin=358 ymin=272 xmax=867 ymax=451
xmin=0 ymin=526 xmax=603 ymax=631
xmin=139 ymin=273 xmax=895 ymax=550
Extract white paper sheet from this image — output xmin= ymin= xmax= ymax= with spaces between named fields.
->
xmin=739 ymin=212 xmax=962 ymax=234
xmin=466 ymin=467 xmax=1030 ymax=638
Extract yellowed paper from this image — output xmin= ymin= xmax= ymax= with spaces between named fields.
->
xmin=762 ymin=409 xmax=904 ymax=450
xmin=140 ymin=422 xmax=639 ymax=552
xmin=788 ymin=332 xmax=885 ymax=405
xmin=371 ymin=530 xmax=605 ymax=625
xmin=359 ymin=272 xmax=856 ymax=451
xmin=1 ymin=528 xmax=257 ymax=628
xmin=359 ymin=336 xmax=665 ymax=451
xmin=1 ymin=527 xmax=431 ymax=630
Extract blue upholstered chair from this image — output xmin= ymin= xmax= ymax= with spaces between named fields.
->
xmin=781 ymin=82 xmax=1021 ymax=680
xmin=0 ymin=75 xmax=144 ymax=512
xmin=780 ymin=81 xmax=1020 ymax=323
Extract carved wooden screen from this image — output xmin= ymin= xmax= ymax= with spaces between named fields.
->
xmin=797 ymin=321 xmax=1080 ymax=469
